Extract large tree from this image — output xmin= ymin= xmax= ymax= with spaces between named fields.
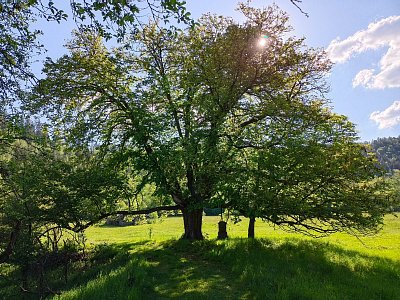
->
xmin=30 ymin=3 xmax=392 ymax=240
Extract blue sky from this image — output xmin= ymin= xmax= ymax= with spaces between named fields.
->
xmin=35 ymin=0 xmax=400 ymax=141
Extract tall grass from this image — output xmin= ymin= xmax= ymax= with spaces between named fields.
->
xmin=51 ymin=214 xmax=400 ymax=300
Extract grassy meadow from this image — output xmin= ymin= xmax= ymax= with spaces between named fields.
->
xmin=44 ymin=214 xmax=400 ymax=300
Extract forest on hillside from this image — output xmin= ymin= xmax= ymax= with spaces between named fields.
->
xmin=370 ymin=136 xmax=400 ymax=172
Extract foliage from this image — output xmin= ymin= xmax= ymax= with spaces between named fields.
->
xmin=387 ymin=170 xmax=400 ymax=211
xmin=69 ymin=0 xmax=192 ymax=40
xmin=0 ymin=1 xmax=41 ymax=108
xmin=0 ymin=115 xmax=131 ymax=296
xmin=0 ymin=0 xmax=191 ymax=114
xmin=0 ymin=139 xmax=128 ymax=232
xmin=222 ymin=118 xmax=393 ymax=236
xmin=0 ymin=242 xmax=132 ymax=300
xmin=370 ymin=135 xmax=400 ymax=172
xmin=29 ymin=3 xmax=368 ymax=240
xmin=29 ymin=3 xmax=394 ymax=239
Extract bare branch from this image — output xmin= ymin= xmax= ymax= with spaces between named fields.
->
xmin=290 ymin=0 xmax=309 ymax=17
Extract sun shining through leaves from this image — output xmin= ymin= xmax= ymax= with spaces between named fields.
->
xmin=258 ymin=34 xmax=269 ymax=47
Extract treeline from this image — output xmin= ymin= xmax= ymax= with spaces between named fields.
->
xmin=370 ymin=136 xmax=400 ymax=172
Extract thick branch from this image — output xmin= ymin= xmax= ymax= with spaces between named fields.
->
xmin=240 ymin=114 xmax=267 ymax=128
xmin=263 ymin=216 xmax=336 ymax=236
xmin=70 ymin=204 xmax=181 ymax=232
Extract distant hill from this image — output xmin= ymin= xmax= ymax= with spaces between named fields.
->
xmin=370 ymin=136 xmax=400 ymax=172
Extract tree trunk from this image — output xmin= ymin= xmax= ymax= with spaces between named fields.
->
xmin=248 ymin=217 xmax=255 ymax=238
xmin=0 ymin=221 xmax=21 ymax=263
xmin=182 ymin=208 xmax=204 ymax=240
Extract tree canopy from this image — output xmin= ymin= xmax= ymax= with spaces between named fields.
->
xmin=28 ymin=3 xmax=395 ymax=240
xmin=5 ymin=1 xmax=397 ymax=297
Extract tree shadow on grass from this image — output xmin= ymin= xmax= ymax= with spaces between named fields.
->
xmin=56 ymin=238 xmax=400 ymax=300
xmin=0 ymin=242 xmax=151 ymax=300
xmin=203 ymin=239 xmax=400 ymax=300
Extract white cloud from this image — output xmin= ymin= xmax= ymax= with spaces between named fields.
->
xmin=370 ymin=101 xmax=400 ymax=129
xmin=352 ymin=69 xmax=374 ymax=87
xmin=327 ymin=16 xmax=400 ymax=89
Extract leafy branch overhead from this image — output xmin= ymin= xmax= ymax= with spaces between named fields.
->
xmin=0 ymin=0 xmax=192 ymax=109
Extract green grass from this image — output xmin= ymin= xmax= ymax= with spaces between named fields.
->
xmin=85 ymin=214 xmax=400 ymax=260
xmin=49 ymin=214 xmax=400 ymax=300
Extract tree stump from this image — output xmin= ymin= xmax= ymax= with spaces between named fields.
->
xmin=248 ymin=217 xmax=255 ymax=238
xmin=217 ymin=221 xmax=228 ymax=239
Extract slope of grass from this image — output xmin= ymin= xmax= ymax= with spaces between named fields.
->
xmin=52 ymin=214 xmax=400 ymax=300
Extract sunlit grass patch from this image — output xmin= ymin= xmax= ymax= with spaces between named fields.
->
xmin=43 ymin=214 xmax=400 ymax=299
xmin=86 ymin=214 xmax=400 ymax=260
xmin=53 ymin=236 xmax=400 ymax=300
